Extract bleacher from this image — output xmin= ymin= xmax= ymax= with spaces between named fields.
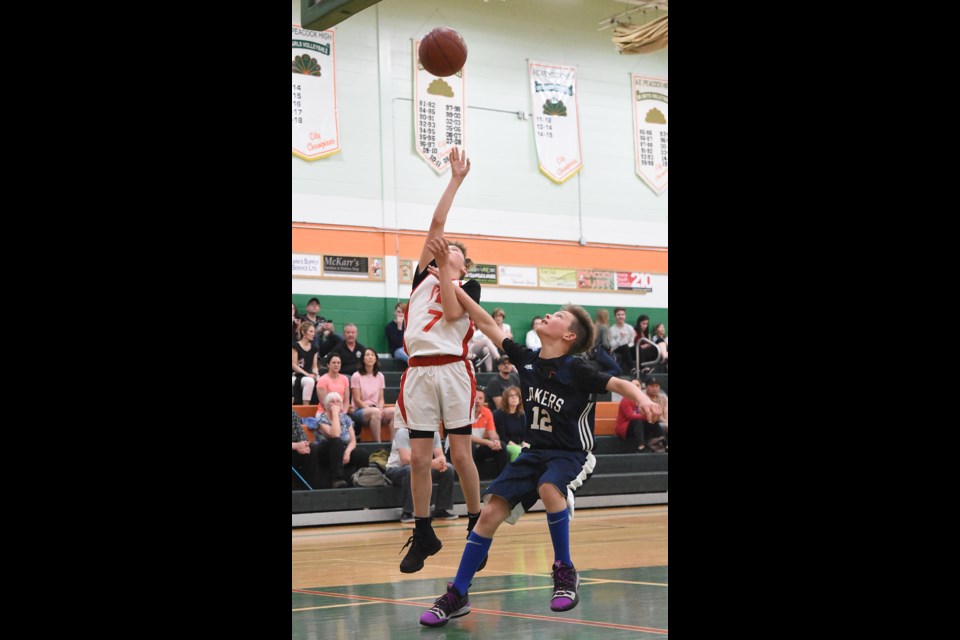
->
xmin=293 ymin=366 xmax=668 ymax=526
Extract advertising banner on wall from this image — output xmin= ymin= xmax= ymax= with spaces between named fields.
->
xmin=413 ymin=39 xmax=466 ymax=173
xmin=631 ymin=74 xmax=668 ymax=194
xmin=529 ymin=61 xmax=583 ymax=184
xmin=292 ymin=27 xmax=340 ymax=160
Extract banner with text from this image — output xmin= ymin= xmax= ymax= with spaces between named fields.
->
xmin=529 ymin=61 xmax=583 ymax=184
xmin=292 ymin=27 xmax=340 ymax=160
xmin=631 ymin=74 xmax=668 ymax=194
xmin=413 ymin=39 xmax=466 ymax=173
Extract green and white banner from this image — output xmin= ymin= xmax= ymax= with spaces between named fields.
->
xmin=631 ymin=74 xmax=668 ymax=194
xmin=292 ymin=26 xmax=340 ymax=161
xmin=529 ymin=61 xmax=582 ymax=184
xmin=413 ymin=38 xmax=466 ymax=174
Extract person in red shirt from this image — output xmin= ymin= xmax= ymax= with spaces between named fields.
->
xmin=615 ymin=379 xmax=651 ymax=452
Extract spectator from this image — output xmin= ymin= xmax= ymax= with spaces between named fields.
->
xmin=316 ymin=353 xmax=350 ymax=413
xmin=468 ymin=327 xmax=499 ymax=372
xmin=493 ymin=385 xmax=527 ymax=463
xmin=525 ymin=316 xmax=543 ymax=349
xmin=652 ymin=322 xmax=668 ymax=367
xmin=642 ymin=378 xmax=668 ymax=451
xmin=609 ymin=307 xmax=637 ymax=374
xmin=329 ymin=323 xmax=366 ymax=376
xmin=491 ymin=308 xmax=513 ymax=341
xmin=292 ymin=303 xmax=302 ymax=340
xmin=385 ymin=302 xmax=409 ymax=364
xmin=292 ymin=322 xmax=320 ymax=405
xmin=315 ymin=392 xmax=371 ymax=487
xmin=291 ymin=408 xmax=322 ymax=489
xmin=594 ymin=309 xmax=613 ymax=352
xmin=471 ymin=388 xmax=510 ymax=476
xmin=300 ymin=297 xmax=342 ymax=359
xmin=351 ymin=348 xmax=395 ymax=443
xmin=386 ymin=427 xmax=458 ymax=523
xmin=614 ymin=379 xmax=650 ymax=452
xmin=633 ymin=314 xmax=659 ymax=371
xmin=484 ymin=354 xmax=520 ymax=411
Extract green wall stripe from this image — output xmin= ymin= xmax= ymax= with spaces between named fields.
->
xmin=293 ymin=294 xmax=668 ymax=354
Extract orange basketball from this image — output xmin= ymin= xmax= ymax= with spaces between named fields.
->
xmin=418 ymin=28 xmax=468 ymax=77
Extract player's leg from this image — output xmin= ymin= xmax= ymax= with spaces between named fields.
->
xmin=538 ymin=452 xmax=591 ymax=612
xmin=400 ymin=431 xmax=442 ymax=573
xmin=419 ymin=496 xmax=512 ymax=628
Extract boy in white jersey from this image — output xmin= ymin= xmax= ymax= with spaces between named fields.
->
xmin=396 ymin=148 xmax=486 ymax=573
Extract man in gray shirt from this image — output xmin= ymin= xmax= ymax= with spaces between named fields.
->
xmin=484 ymin=354 xmax=521 ymax=411
xmin=386 ymin=427 xmax=458 ymax=523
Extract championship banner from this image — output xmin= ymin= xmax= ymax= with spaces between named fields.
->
xmin=413 ymin=39 xmax=466 ymax=173
xmin=529 ymin=61 xmax=583 ymax=184
xmin=292 ymin=27 xmax=340 ymax=160
xmin=631 ymin=74 xmax=668 ymax=194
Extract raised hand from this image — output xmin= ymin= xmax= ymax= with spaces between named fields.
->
xmin=449 ymin=147 xmax=470 ymax=181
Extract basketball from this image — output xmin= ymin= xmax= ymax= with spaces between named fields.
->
xmin=418 ymin=28 xmax=468 ymax=77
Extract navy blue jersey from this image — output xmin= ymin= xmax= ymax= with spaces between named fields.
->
xmin=502 ymin=338 xmax=612 ymax=452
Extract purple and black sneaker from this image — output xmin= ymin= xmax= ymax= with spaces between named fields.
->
xmin=419 ymin=582 xmax=471 ymax=627
xmin=549 ymin=561 xmax=580 ymax=612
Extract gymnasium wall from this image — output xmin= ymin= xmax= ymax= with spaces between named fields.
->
xmin=292 ymin=0 xmax=668 ymax=344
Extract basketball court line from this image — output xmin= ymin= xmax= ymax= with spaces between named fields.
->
xmin=292 ymin=588 xmax=668 ymax=633
xmin=292 ymin=507 xmax=668 ymax=539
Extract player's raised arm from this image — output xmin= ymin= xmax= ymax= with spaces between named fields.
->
xmin=417 ymin=147 xmax=471 ymax=271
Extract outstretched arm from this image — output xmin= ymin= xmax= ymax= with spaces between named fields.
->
xmin=607 ymin=377 xmax=662 ymax=423
xmin=417 ymin=148 xmax=471 ymax=271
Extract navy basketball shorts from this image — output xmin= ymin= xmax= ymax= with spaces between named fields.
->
xmin=483 ymin=448 xmax=595 ymax=524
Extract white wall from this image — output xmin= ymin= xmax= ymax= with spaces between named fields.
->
xmin=292 ymin=0 xmax=668 ymax=248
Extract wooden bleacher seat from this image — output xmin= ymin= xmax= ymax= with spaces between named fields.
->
xmin=594 ymin=401 xmax=619 ymax=436
xmin=293 ymin=404 xmax=397 ymax=444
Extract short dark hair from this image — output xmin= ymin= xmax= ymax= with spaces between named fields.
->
xmin=563 ymin=305 xmax=595 ymax=356
xmin=645 ymin=377 xmax=660 ymax=387
xmin=613 ymin=306 xmax=626 ymax=315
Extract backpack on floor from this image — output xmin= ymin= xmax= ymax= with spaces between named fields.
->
xmin=351 ymin=466 xmax=390 ymax=487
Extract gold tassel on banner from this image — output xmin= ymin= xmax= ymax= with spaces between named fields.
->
xmin=612 ymin=14 xmax=668 ymax=54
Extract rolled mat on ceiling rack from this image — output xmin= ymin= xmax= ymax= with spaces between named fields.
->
xmin=612 ymin=14 xmax=668 ymax=54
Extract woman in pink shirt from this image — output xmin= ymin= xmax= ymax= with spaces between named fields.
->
xmin=316 ymin=354 xmax=350 ymax=416
xmin=351 ymin=348 xmax=395 ymax=443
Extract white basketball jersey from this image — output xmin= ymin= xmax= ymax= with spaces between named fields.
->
xmin=404 ymin=273 xmax=474 ymax=358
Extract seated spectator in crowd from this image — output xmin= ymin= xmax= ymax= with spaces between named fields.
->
xmin=493 ymin=385 xmax=527 ymax=463
xmin=300 ymin=297 xmax=342 ymax=357
xmin=468 ymin=327 xmax=499 ymax=372
xmin=484 ymin=354 xmax=520 ymax=411
xmin=292 ymin=322 xmax=320 ymax=405
xmin=386 ymin=426 xmax=458 ymax=523
xmin=470 ymin=388 xmax=509 ymax=476
xmin=351 ymin=348 xmax=394 ymax=443
xmin=292 ymin=408 xmax=323 ymax=489
xmin=594 ymin=309 xmax=613 ymax=353
xmin=642 ymin=378 xmax=668 ymax=451
xmin=385 ymin=302 xmax=409 ymax=364
xmin=634 ymin=314 xmax=660 ymax=372
xmin=329 ymin=323 xmax=366 ymax=376
xmin=315 ymin=392 xmax=371 ymax=487
xmin=652 ymin=322 xmax=668 ymax=367
xmin=292 ymin=303 xmax=301 ymax=340
xmin=525 ymin=316 xmax=542 ymax=349
xmin=609 ymin=307 xmax=637 ymax=374
xmin=316 ymin=354 xmax=350 ymax=413
xmin=491 ymin=308 xmax=513 ymax=341
xmin=615 ymin=379 xmax=649 ymax=452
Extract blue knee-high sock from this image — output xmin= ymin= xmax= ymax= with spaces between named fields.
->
xmin=546 ymin=509 xmax=572 ymax=567
xmin=453 ymin=531 xmax=492 ymax=596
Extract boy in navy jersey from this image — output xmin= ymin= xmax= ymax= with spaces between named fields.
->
xmin=417 ymin=238 xmax=662 ymax=627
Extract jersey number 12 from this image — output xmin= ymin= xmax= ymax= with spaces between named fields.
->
xmin=531 ymin=406 xmax=553 ymax=432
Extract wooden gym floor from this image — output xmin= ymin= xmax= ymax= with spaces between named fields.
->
xmin=293 ymin=505 xmax=668 ymax=638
